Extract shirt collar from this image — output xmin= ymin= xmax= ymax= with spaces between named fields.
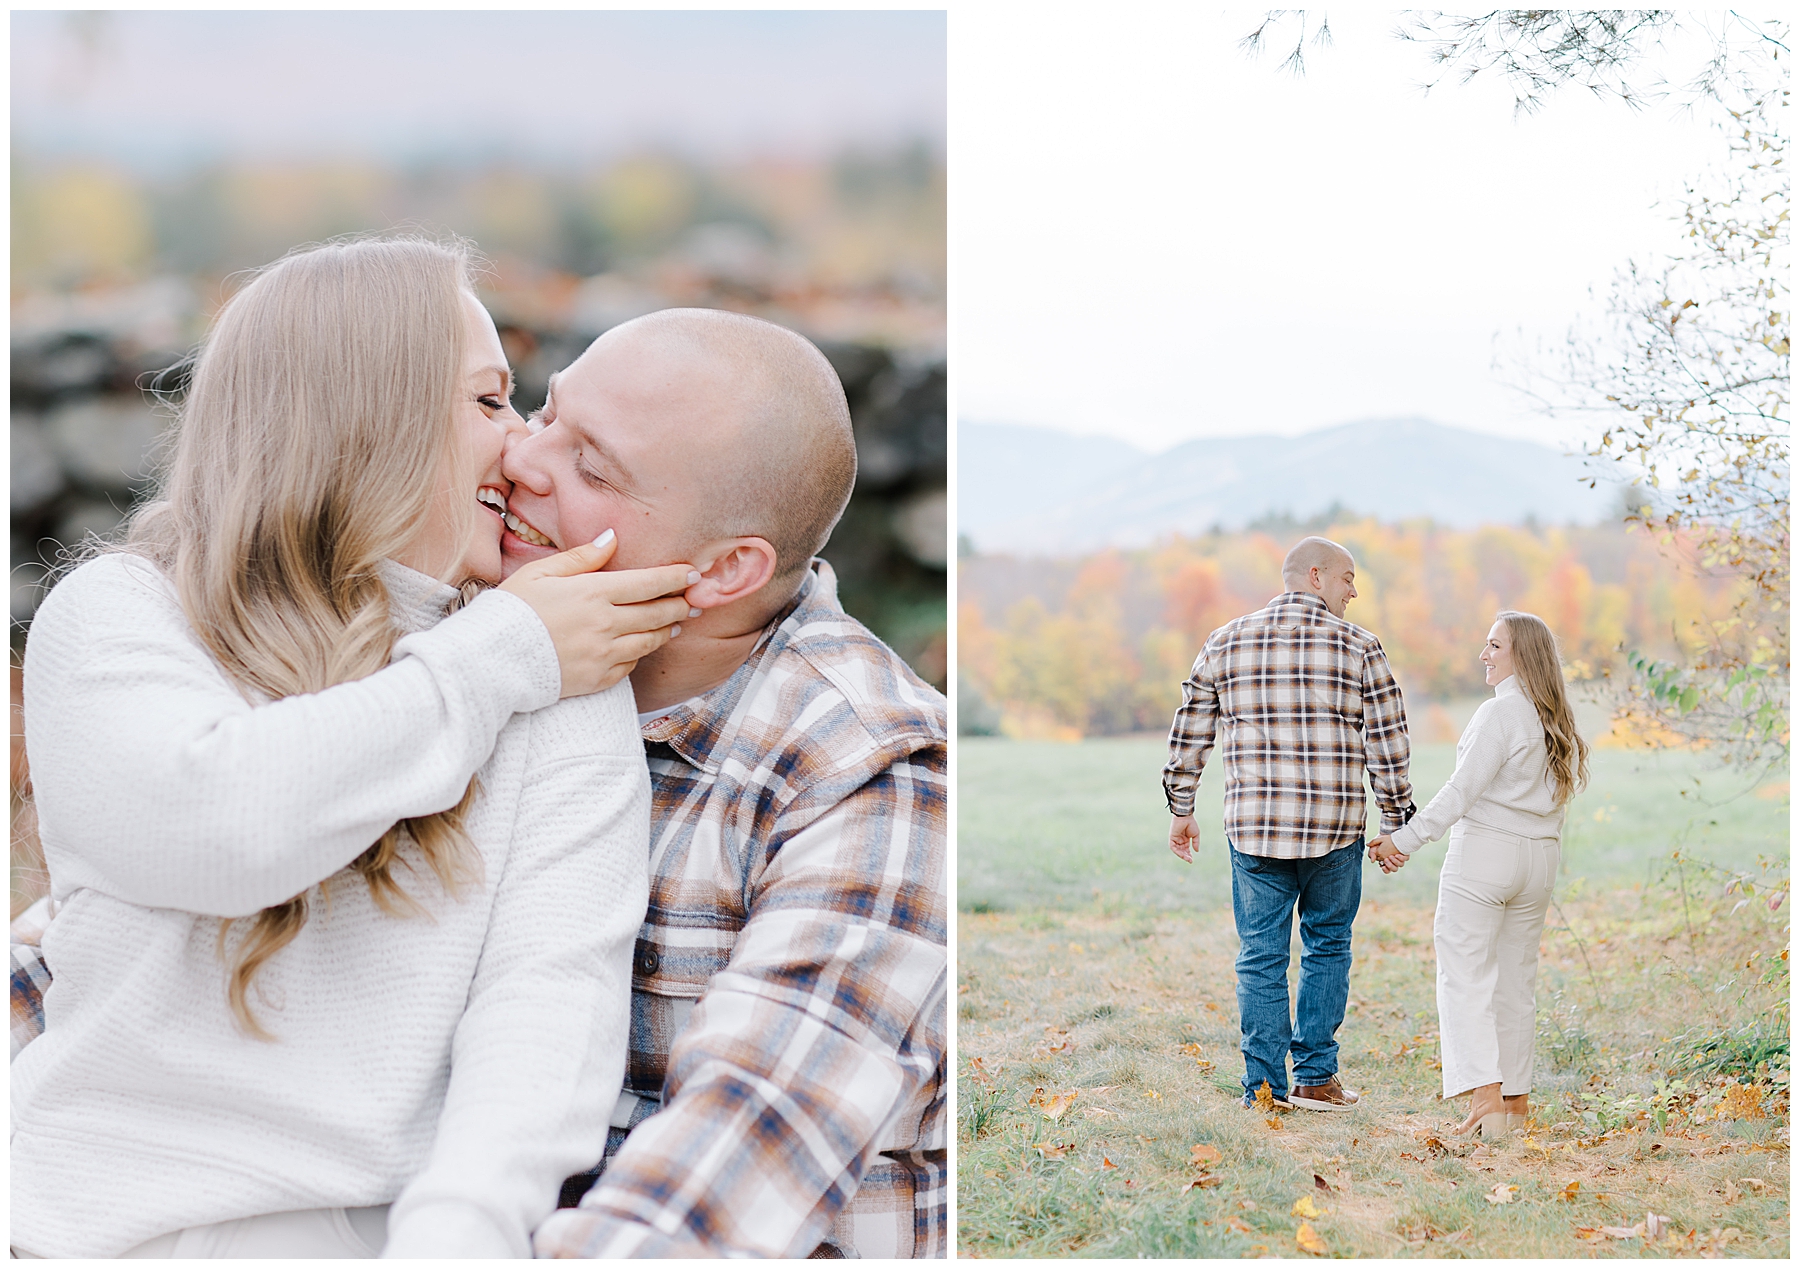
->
xmin=1493 ymin=672 xmax=1523 ymax=699
xmin=378 ymin=559 xmax=461 ymax=635
xmin=1271 ymin=591 xmax=1332 ymax=615
xmin=638 ymin=560 xmax=835 ymax=768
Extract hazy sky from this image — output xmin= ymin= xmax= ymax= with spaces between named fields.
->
xmin=957 ymin=10 xmax=1736 ymax=450
xmin=12 ymin=10 xmax=946 ymax=167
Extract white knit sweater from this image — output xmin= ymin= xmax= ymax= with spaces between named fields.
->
xmin=1390 ymin=673 xmax=1566 ymax=854
xmin=11 ymin=553 xmax=650 ymax=1259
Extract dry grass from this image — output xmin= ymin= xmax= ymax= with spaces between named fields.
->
xmin=956 ymin=883 xmax=1790 ymax=1258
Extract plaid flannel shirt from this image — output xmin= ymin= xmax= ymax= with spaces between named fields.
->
xmin=10 ymin=561 xmax=947 ymax=1259
xmin=1162 ymin=591 xmax=1415 ymax=859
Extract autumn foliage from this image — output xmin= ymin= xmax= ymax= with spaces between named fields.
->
xmin=959 ymin=518 xmax=1748 ymax=740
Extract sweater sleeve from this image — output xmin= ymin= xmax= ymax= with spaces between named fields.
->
xmin=21 ymin=555 xmax=561 ymax=917
xmin=381 ymin=683 xmax=651 ymax=1260
xmin=1390 ymin=700 xmax=1513 ymax=854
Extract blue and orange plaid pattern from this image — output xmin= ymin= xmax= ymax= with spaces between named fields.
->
xmin=536 ymin=560 xmax=948 ymax=1257
xmin=1162 ymin=591 xmax=1415 ymax=858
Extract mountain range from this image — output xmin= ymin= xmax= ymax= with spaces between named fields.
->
xmin=959 ymin=417 xmax=1616 ymax=557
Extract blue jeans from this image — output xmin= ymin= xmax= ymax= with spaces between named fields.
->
xmin=1229 ymin=837 xmax=1363 ymax=1101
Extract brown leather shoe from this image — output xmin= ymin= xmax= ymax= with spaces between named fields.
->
xmin=1290 ymin=1076 xmax=1360 ymax=1111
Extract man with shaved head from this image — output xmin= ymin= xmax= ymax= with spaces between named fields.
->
xmin=1163 ymin=535 xmax=1414 ymax=1115
xmin=499 ymin=309 xmax=946 ymax=1257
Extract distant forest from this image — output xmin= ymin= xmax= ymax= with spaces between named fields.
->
xmin=959 ymin=516 xmax=1742 ymax=739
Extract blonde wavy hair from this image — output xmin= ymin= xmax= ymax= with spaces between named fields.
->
xmin=1495 ymin=609 xmax=1591 ymax=808
xmin=124 ymin=235 xmax=486 ymax=1037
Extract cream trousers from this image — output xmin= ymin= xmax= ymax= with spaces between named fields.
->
xmin=14 ymin=1205 xmax=388 ymax=1258
xmin=1433 ymin=819 xmax=1561 ymax=1099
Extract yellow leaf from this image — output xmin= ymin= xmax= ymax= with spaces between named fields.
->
xmin=1559 ymin=1181 xmax=1581 ymax=1202
xmin=1038 ymin=1090 xmax=1078 ymax=1121
xmin=1292 ymin=1194 xmax=1326 ymax=1218
xmin=1486 ymin=1184 xmax=1520 ymax=1204
xmin=1190 ymin=1144 xmax=1223 ymax=1168
xmin=1266 ymin=1116 xmax=1284 ymax=1131
xmin=1296 ymin=1222 xmax=1328 ymax=1256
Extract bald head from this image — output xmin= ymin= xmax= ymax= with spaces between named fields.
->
xmin=596 ymin=308 xmax=856 ymax=584
xmin=1281 ymin=536 xmax=1358 ymax=617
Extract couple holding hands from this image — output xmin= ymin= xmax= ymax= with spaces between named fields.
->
xmin=10 ymin=235 xmax=945 ymax=1259
xmin=1165 ymin=536 xmax=1589 ymax=1137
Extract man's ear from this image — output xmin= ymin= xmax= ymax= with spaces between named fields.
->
xmin=686 ymin=538 xmax=779 ymax=609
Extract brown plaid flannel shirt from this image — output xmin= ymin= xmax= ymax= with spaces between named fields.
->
xmin=1162 ymin=591 xmax=1414 ymax=858
xmin=11 ymin=562 xmax=947 ymax=1259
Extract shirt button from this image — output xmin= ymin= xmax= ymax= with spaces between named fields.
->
xmin=636 ymin=945 xmax=660 ymax=976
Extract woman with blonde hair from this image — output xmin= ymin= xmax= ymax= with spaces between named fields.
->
xmin=11 ymin=236 xmax=698 ymax=1257
xmin=1369 ymin=610 xmax=1590 ymax=1139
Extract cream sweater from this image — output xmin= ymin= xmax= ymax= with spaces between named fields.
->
xmin=11 ymin=553 xmax=650 ymax=1259
xmin=1391 ymin=674 xmax=1566 ymax=854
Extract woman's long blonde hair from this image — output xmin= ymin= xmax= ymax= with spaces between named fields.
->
xmin=1496 ymin=609 xmax=1591 ymax=808
xmin=125 ymin=236 xmax=485 ymax=1037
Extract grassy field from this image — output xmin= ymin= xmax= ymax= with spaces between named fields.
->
xmin=956 ymin=736 xmax=1790 ymax=1258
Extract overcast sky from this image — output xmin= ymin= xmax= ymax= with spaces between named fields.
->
xmin=12 ymin=10 xmax=945 ymax=168
xmin=956 ymin=9 xmax=1735 ymax=450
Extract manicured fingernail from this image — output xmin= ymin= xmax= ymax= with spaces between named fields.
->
xmin=669 ymin=624 xmax=682 ymax=638
xmin=591 ymin=528 xmax=615 ymax=549
xmin=686 ymin=570 xmax=701 ymax=584
xmin=688 ymin=607 xmax=702 ymax=618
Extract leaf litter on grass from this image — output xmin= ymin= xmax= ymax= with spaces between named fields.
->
xmin=956 ymin=875 xmax=1790 ymax=1258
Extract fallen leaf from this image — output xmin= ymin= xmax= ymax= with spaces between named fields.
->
xmin=1722 ymin=1180 xmax=1740 ymax=1204
xmin=1029 ymin=1141 xmax=1075 ymax=1160
xmin=1100 ymin=1156 xmax=1118 ymax=1171
xmin=1179 ymin=1041 xmax=1204 ymax=1057
xmin=1721 ymin=1083 xmax=1765 ymax=1120
xmin=1292 ymin=1195 xmax=1326 ymax=1219
xmin=1123 ymin=1179 xmax=1137 ymax=1189
xmin=1295 ymin=1223 xmax=1328 ymax=1256
xmin=1598 ymin=1224 xmax=1641 ymax=1239
xmin=1573 ymin=1227 xmax=1605 ymax=1242
xmin=1266 ymin=1116 xmax=1284 ymax=1131
xmin=1082 ymin=1106 xmax=1117 ymax=1120
xmin=1035 ymin=1090 xmax=1078 ymax=1121
xmin=1238 ymin=1199 xmax=1258 ymax=1211
xmin=1180 ymin=1175 xmax=1223 ymax=1193
xmin=1558 ymin=1181 xmax=1581 ymax=1202
xmin=1226 ymin=1216 xmax=1253 ymax=1234
xmin=1737 ymin=1177 xmax=1769 ymax=1191
xmin=1485 ymin=1184 xmax=1520 ymax=1205
xmin=1313 ymin=1173 xmax=1332 ymax=1191
xmin=1190 ymin=1144 xmax=1223 ymax=1168
xmin=1421 ymin=1135 xmax=1448 ymax=1154
xmin=1254 ymin=1081 xmax=1276 ymax=1113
